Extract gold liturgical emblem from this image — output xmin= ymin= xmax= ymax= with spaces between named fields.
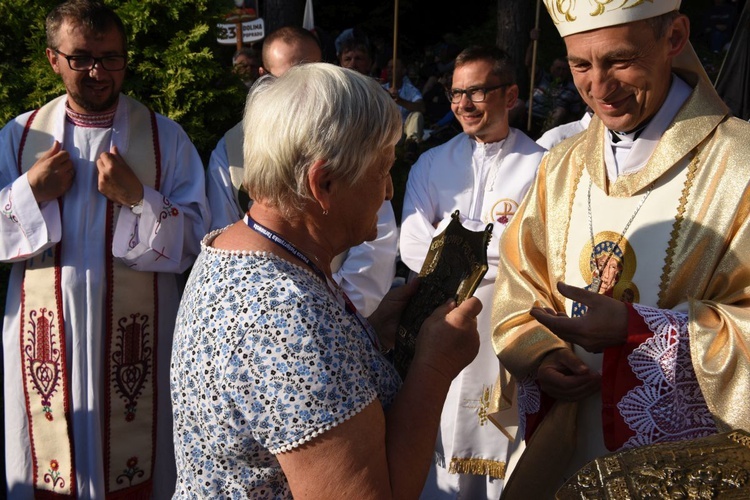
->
xmin=461 ymin=386 xmax=494 ymax=426
xmin=547 ymin=0 xmax=654 ymax=24
xmin=487 ymin=199 xmax=518 ymax=226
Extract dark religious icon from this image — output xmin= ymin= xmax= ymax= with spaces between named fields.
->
xmin=394 ymin=210 xmax=492 ymax=378
xmin=556 ymin=430 xmax=750 ymax=499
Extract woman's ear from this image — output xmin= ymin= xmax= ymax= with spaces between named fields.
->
xmin=308 ymin=159 xmax=332 ymax=214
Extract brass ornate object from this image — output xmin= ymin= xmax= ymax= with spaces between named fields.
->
xmin=393 ymin=210 xmax=492 ymax=379
xmin=556 ymin=430 xmax=750 ymax=499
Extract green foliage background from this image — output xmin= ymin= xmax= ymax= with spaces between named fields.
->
xmin=0 ymin=0 xmax=247 ymax=162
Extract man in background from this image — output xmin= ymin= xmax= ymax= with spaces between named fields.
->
xmin=232 ymin=45 xmax=261 ymax=88
xmin=383 ymin=58 xmax=426 ymax=161
xmin=338 ymin=37 xmax=376 ymax=79
xmin=400 ymin=45 xmax=545 ymax=499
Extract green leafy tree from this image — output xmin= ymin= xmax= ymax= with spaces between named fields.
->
xmin=0 ymin=0 xmax=248 ymax=161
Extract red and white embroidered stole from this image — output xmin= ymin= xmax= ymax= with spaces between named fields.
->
xmin=18 ymin=95 xmax=160 ymax=498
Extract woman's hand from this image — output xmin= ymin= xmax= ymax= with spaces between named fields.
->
xmin=412 ymin=296 xmax=482 ymax=383
xmin=367 ymin=278 xmax=420 ymax=351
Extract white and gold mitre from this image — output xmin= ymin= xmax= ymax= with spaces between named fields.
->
xmin=543 ymin=0 xmax=681 ymax=37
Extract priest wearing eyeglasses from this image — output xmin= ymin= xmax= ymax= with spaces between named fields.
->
xmin=399 ymin=45 xmax=545 ymax=499
xmin=0 ymin=0 xmax=208 ymax=497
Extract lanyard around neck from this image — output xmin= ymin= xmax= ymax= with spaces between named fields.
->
xmin=244 ymin=214 xmax=381 ymax=350
xmin=245 ymin=214 xmax=328 ymax=282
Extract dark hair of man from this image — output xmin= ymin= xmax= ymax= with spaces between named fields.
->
xmin=454 ymin=45 xmax=517 ymax=85
xmin=646 ymin=10 xmax=682 ymax=40
xmin=46 ymin=0 xmax=127 ymax=52
xmin=233 ymin=45 xmax=260 ymax=65
xmin=261 ymin=25 xmax=321 ymax=64
xmin=339 ymin=37 xmax=373 ymax=60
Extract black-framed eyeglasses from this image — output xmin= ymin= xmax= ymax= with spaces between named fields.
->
xmin=52 ymin=49 xmax=127 ymax=72
xmin=445 ymin=83 xmax=511 ymax=104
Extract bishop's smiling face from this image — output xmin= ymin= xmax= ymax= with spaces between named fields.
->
xmin=564 ymin=15 xmax=689 ymax=133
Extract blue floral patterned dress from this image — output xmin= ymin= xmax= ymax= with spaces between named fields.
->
xmin=170 ymin=232 xmax=402 ymax=498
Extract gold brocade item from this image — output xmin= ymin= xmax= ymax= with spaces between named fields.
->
xmin=557 ymin=430 xmax=750 ymax=499
xmin=493 ymin=74 xmax=750 ymax=500
xmin=450 ymin=457 xmax=506 ymax=479
xmin=394 ymin=210 xmax=491 ymax=378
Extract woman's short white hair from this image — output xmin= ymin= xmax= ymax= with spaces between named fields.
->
xmin=242 ymin=63 xmax=403 ymax=215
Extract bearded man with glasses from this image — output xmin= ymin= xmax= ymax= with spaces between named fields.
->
xmin=399 ymin=45 xmax=545 ymax=499
xmin=0 ymin=1 xmax=209 ymax=497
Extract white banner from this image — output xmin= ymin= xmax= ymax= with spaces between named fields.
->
xmin=303 ymin=0 xmax=315 ymax=31
xmin=217 ymin=18 xmax=265 ymax=45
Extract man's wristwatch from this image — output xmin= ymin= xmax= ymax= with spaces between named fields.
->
xmin=130 ymin=198 xmax=144 ymax=216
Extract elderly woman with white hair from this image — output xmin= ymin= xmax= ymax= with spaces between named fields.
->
xmin=170 ymin=63 xmax=481 ymax=499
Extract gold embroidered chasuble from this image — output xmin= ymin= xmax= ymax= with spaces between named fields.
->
xmin=19 ymin=94 xmax=159 ymax=498
xmin=491 ymin=74 xmax=750 ymax=498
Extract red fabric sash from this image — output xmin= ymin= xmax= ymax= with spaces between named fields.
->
xmin=524 ymin=304 xmax=649 ymax=449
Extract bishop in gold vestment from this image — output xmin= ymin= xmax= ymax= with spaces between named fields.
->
xmin=491 ymin=1 xmax=750 ymax=498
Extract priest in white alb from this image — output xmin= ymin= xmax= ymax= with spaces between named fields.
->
xmin=0 ymin=1 xmax=208 ymax=498
xmin=400 ymin=45 xmax=545 ymax=499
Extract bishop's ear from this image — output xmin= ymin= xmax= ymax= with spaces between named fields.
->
xmin=667 ymin=14 xmax=690 ymax=58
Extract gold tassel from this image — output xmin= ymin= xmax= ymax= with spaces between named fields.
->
xmin=448 ymin=457 xmax=507 ymax=479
